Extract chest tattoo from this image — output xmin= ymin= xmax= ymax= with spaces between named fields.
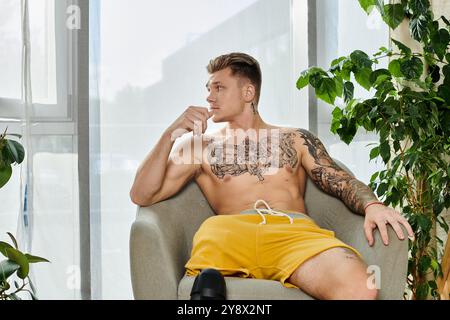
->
xmin=208 ymin=131 xmax=299 ymax=181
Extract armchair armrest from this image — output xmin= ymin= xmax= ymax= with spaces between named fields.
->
xmin=304 ymin=159 xmax=409 ymax=300
xmin=130 ymin=181 xmax=214 ymax=299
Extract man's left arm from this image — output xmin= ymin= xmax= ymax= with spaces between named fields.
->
xmin=296 ymin=129 xmax=414 ymax=246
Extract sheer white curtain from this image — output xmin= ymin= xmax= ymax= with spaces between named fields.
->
xmin=0 ymin=0 xmax=80 ymax=299
xmin=95 ymin=0 xmax=307 ymax=299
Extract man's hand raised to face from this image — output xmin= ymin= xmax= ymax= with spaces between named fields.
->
xmin=167 ymin=106 xmax=213 ymax=141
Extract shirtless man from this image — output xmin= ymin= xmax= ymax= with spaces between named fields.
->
xmin=130 ymin=52 xmax=414 ymax=300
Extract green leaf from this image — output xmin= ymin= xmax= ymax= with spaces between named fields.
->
xmin=418 ymin=255 xmax=432 ymax=274
xmin=331 ymin=107 xmax=343 ymax=134
xmin=334 ymin=76 xmax=344 ymax=98
xmin=416 ymin=282 xmax=429 ymax=299
xmin=297 ymin=67 xmax=329 ymax=90
xmin=417 ymin=215 xmax=432 ymax=233
xmin=428 ymin=280 xmax=438 ymax=291
xmin=7 ymin=232 xmax=19 ymax=250
xmin=0 ymin=165 xmax=12 ymax=189
xmin=382 ymin=4 xmax=405 ymax=30
xmin=410 ymin=14 xmax=429 ymax=41
xmin=330 ymin=57 xmax=347 ymax=75
xmin=428 ymin=64 xmax=440 ymax=83
xmin=296 ymin=69 xmax=311 ymax=89
xmin=431 ymin=28 xmax=450 ymax=60
xmin=370 ymin=171 xmax=379 ymax=183
xmin=343 ymin=81 xmax=354 ymax=103
xmin=391 ymin=39 xmax=412 ymax=56
xmin=409 ymin=0 xmax=430 ymax=14
xmin=331 ymin=56 xmax=347 ymax=67
xmin=5 ymin=140 xmax=25 ymax=165
xmin=341 ymin=60 xmax=354 ymax=81
xmin=370 ymin=146 xmax=380 ymax=160
xmin=393 ymin=140 xmax=401 ymax=152
xmin=443 ymin=64 xmax=450 ymax=85
xmin=375 ymin=0 xmax=385 ymax=15
xmin=336 ymin=117 xmax=357 ymax=144
xmin=379 ymin=140 xmax=391 ymax=163
xmin=400 ymin=57 xmax=423 ymax=79
xmin=5 ymin=133 xmax=22 ymax=139
xmin=350 ymin=50 xmax=373 ymax=69
xmin=0 ymin=241 xmax=14 ymax=257
xmin=377 ymin=182 xmax=388 ymax=197
xmin=25 ymin=253 xmax=50 ymax=264
xmin=369 ymin=68 xmax=391 ymax=85
xmin=358 ymin=0 xmax=376 ymax=14
xmin=438 ymin=84 xmax=450 ymax=104
xmin=355 ymin=67 xmax=373 ymax=90
xmin=388 ymin=59 xmax=403 ymax=77
xmin=9 ymin=293 xmax=21 ymax=300
xmin=437 ymin=216 xmax=449 ymax=233
xmin=0 ymin=260 xmax=20 ymax=281
xmin=5 ymin=247 xmax=29 ymax=279
xmin=315 ymin=77 xmax=337 ymax=105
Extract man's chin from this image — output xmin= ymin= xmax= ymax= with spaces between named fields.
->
xmin=211 ymin=117 xmax=225 ymax=123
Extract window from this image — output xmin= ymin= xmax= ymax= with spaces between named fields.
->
xmin=0 ymin=0 xmax=81 ymax=299
xmin=0 ymin=0 xmax=72 ymax=121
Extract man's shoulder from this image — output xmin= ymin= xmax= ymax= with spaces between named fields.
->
xmin=278 ymin=127 xmax=315 ymax=143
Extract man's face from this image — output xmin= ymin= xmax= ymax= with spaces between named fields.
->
xmin=206 ymin=67 xmax=246 ymax=123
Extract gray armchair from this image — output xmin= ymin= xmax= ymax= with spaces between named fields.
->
xmin=130 ymin=160 xmax=408 ymax=300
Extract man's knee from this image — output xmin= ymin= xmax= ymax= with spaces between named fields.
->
xmin=331 ymin=278 xmax=379 ymax=300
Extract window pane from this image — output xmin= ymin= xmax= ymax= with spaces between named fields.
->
xmin=316 ymin=0 xmax=388 ymax=184
xmin=0 ymin=0 xmax=21 ymax=99
xmin=0 ymin=132 xmax=79 ymax=299
xmin=31 ymin=135 xmax=79 ymax=299
xmin=29 ymin=0 xmax=57 ymax=104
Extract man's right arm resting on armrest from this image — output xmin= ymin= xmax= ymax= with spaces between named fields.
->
xmin=129 ymin=106 xmax=212 ymax=207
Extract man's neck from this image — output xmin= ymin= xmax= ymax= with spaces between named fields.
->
xmin=224 ymin=113 xmax=269 ymax=132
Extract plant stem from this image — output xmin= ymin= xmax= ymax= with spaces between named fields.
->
xmin=10 ymin=279 xmax=28 ymax=296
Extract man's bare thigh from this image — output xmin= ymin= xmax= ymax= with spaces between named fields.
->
xmin=287 ymin=247 xmax=368 ymax=299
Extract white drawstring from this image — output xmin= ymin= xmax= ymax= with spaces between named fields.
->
xmin=253 ymin=199 xmax=294 ymax=225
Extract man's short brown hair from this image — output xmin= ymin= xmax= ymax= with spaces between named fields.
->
xmin=207 ymin=52 xmax=262 ymax=106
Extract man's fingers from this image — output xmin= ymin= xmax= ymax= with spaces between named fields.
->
xmin=188 ymin=112 xmax=207 ymax=133
xmin=399 ymin=217 xmax=415 ymax=240
xmin=190 ymin=106 xmax=210 ymax=119
xmin=388 ymin=219 xmax=405 ymax=241
xmin=377 ymin=221 xmax=389 ymax=245
xmin=185 ymin=114 xmax=204 ymax=135
xmin=364 ymin=224 xmax=375 ymax=246
xmin=190 ymin=109 xmax=209 ymax=133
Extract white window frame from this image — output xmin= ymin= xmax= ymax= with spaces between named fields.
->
xmin=0 ymin=0 xmax=76 ymax=132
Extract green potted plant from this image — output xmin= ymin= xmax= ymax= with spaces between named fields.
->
xmin=297 ymin=0 xmax=449 ymax=299
xmin=0 ymin=127 xmax=49 ymax=300
xmin=0 ymin=127 xmax=25 ymax=188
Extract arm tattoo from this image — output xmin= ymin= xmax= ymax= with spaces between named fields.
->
xmin=208 ymin=131 xmax=299 ymax=182
xmin=296 ymin=129 xmax=379 ymax=215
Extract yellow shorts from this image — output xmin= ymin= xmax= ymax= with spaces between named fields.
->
xmin=185 ymin=211 xmax=362 ymax=288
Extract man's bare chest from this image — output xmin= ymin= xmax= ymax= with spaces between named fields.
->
xmin=200 ymin=130 xmax=302 ymax=182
